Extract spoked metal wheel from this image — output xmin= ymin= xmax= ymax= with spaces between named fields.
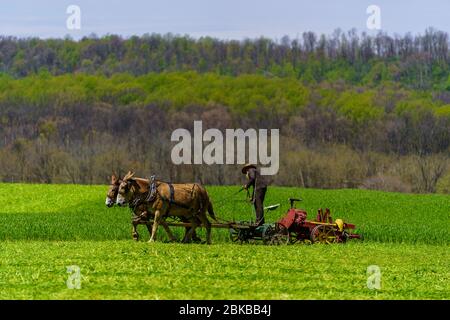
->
xmin=229 ymin=228 xmax=251 ymax=244
xmin=310 ymin=225 xmax=338 ymax=244
xmin=268 ymin=226 xmax=290 ymax=245
xmin=229 ymin=228 xmax=240 ymax=243
xmin=289 ymin=233 xmax=300 ymax=244
xmin=262 ymin=225 xmax=275 ymax=245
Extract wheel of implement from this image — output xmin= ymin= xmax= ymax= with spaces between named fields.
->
xmin=289 ymin=233 xmax=300 ymax=244
xmin=262 ymin=224 xmax=284 ymax=245
xmin=229 ymin=228 xmax=240 ymax=243
xmin=341 ymin=230 xmax=350 ymax=243
xmin=310 ymin=225 xmax=338 ymax=244
xmin=229 ymin=228 xmax=251 ymax=244
xmin=262 ymin=225 xmax=275 ymax=245
xmin=268 ymin=227 xmax=290 ymax=245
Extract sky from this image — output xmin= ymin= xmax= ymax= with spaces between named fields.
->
xmin=1 ymin=0 xmax=450 ymax=39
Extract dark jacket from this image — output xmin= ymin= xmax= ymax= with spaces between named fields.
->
xmin=245 ymin=167 xmax=268 ymax=190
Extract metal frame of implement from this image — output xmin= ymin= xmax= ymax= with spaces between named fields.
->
xmin=138 ymin=197 xmax=361 ymax=245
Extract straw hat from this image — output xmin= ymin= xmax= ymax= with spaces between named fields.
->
xmin=241 ymin=163 xmax=257 ymax=174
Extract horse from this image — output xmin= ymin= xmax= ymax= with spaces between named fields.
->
xmin=106 ymin=174 xmax=177 ymax=241
xmin=106 ymin=174 xmax=203 ymax=242
xmin=116 ymin=171 xmax=216 ymax=244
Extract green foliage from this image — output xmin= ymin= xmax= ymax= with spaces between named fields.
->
xmin=335 ymin=90 xmax=383 ymax=123
xmin=362 ymin=61 xmax=393 ymax=85
xmin=0 ymin=71 xmax=448 ymax=120
xmin=0 ymin=70 xmax=448 ymax=137
xmin=1 ymin=30 xmax=449 ymax=90
xmin=0 ymin=183 xmax=448 ymax=299
xmin=0 ymin=72 xmax=312 ymax=114
xmin=395 ymin=98 xmax=436 ymax=118
xmin=435 ymin=105 xmax=450 ymax=118
xmin=1 ymin=241 xmax=448 ymax=299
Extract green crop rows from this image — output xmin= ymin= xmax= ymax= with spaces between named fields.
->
xmin=0 ymin=183 xmax=448 ymax=299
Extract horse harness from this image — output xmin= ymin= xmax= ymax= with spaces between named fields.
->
xmin=145 ymin=175 xmax=194 ymax=211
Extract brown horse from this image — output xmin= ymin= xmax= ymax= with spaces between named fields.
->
xmin=116 ymin=172 xmax=216 ymax=244
xmin=106 ymin=174 xmax=177 ymax=241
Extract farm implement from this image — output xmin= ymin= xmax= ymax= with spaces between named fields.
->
xmin=139 ymin=197 xmax=361 ymax=245
xmin=228 ymin=198 xmax=361 ymax=245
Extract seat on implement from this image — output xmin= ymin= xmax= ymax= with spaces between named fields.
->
xmin=264 ymin=204 xmax=280 ymax=211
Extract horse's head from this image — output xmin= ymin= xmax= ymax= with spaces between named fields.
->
xmin=106 ymin=174 xmax=121 ymax=207
xmin=116 ymin=171 xmax=137 ymax=207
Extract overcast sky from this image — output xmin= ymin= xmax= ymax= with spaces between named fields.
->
xmin=1 ymin=0 xmax=450 ymax=39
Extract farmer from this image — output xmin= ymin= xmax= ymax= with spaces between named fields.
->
xmin=242 ymin=164 xmax=268 ymax=226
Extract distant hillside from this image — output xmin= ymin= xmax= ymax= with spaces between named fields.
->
xmin=0 ymin=30 xmax=449 ymax=190
xmin=0 ymin=71 xmax=448 ymax=190
xmin=1 ymin=28 xmax=450 ymax=89
xmin=0 ymin=71 xmax=449 ymax=152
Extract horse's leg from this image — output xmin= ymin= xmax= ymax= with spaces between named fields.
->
xmin=133 ymin=206 xmax=151 ymax=241
xmin=132 ymin=221 xmax=139 ymax=241
xmin=145 ymin=222 xmax=153 ymax=238
xmin=183 ymin=228 xmax=197 ymax=242
xmin=141 ymin=208 xmax=157 ymax=241
xmin=149 ymin=209 xmax=161 ymax=243
xmin=161 ymin=221 xmax=177 ymax=242
xmin=182 ymin=219 xmax=198 ymax=243
xmin=197 ymin=213 xmax=212 ymax=245
xmin=190 ymin=228 xmax=202 ymax=242
xmin=183 ymin=208 xmax=201 ymax=243
xmin=183 ymin=227 xmax=190 ymax=241
xmin=191 ymin=226 xmax=201 ymax=242
xmin=157 ymin=203 xmax=176 ymax=242
xmin=183 ymin=224 xmax=201 ymax=242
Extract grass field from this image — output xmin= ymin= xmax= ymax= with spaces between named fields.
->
xmin=0 ymin=183 xmax=449 ymax=299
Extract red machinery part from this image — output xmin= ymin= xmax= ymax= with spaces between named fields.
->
xmin=277 ymin=208 xmax=307 ymax=229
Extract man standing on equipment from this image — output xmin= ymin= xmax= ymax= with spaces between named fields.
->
xmin=242 ymin=164 xmax=268 ymax=226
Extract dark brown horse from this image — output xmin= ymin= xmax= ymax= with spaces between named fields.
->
xmin=116 ymin=172 xmax=216 ymax=244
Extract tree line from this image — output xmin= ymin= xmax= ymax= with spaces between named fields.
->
xmin=1 ymin=28 xmax=450 ymax=89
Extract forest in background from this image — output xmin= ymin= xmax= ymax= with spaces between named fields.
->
xmin=0 ymin=29 xmax=449 ymax=193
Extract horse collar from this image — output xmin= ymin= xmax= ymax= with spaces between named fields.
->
xmin=146 ymin=175 xmax=158 ymax=202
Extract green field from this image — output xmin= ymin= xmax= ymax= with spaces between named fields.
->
xmin=0 ymin=183 xmax=449 ymax=299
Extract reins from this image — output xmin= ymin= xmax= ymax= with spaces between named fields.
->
xmin=212 ymin=187 xmax=250 ymax=208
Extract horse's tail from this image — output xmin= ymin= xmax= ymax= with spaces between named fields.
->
xmin=207 ymin=200 xmax=218 ymax=221
xmin=194 ymin=184 xmax=217 ymax=221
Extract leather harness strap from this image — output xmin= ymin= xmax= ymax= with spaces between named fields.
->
xmin=165 ymin=182 xmax=191 ymax=210
xmin=146 ymin=175 xmax=191 ymax=210
xmin=145 ymin=175 xmax=158 ymax=203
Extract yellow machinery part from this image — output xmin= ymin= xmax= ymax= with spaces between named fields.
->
xmin=335 ymin=219 xmax=344 ymax=232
